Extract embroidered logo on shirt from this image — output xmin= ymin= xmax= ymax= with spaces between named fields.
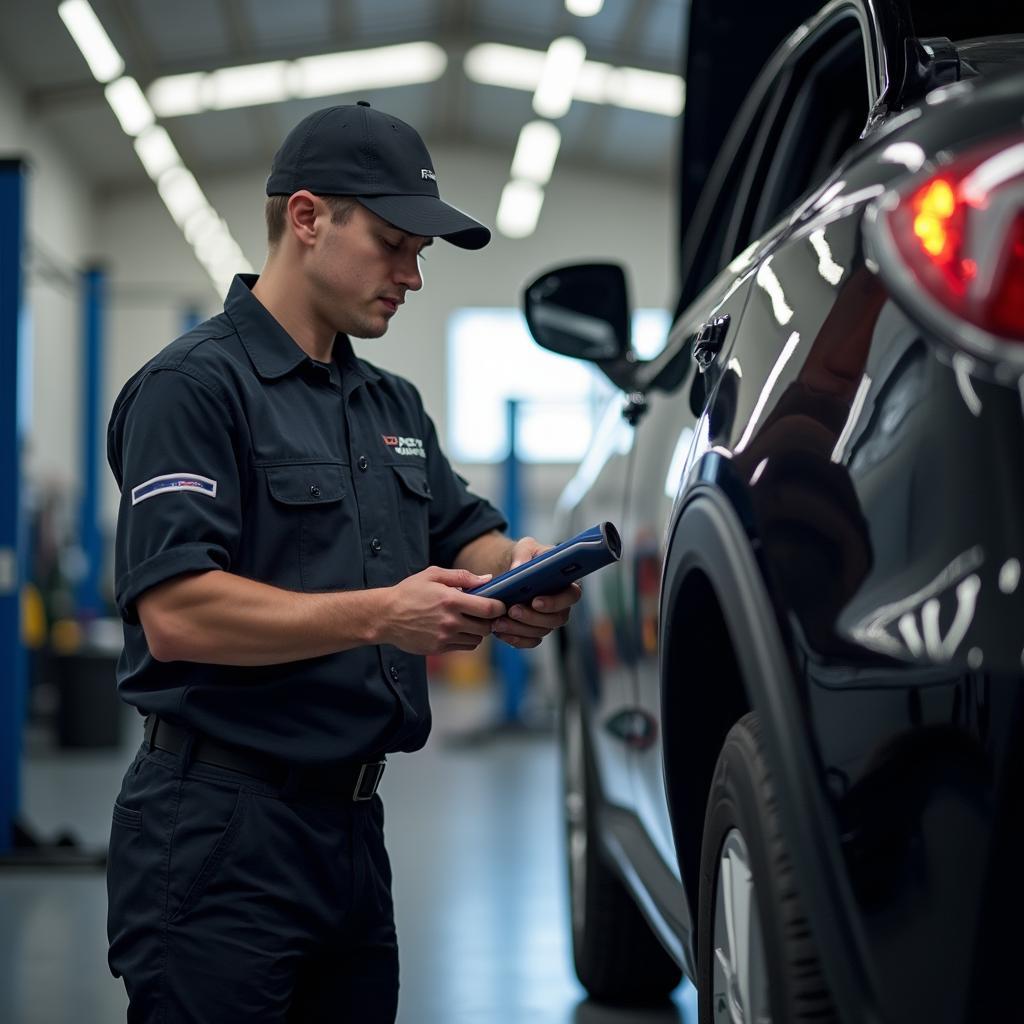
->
xmin=381 ymin=435 xmax=426 ymax=458
xmin=131 ymin=473 xmax=218 ymax=506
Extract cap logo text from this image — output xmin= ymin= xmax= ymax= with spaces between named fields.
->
xmin=420 ymin=169 xmax=436 ymax=181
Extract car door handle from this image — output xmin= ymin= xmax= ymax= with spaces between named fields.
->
xmin=693 ymin=314 xmax=731 ymax=373
xmin=621 ymin=390 xmax=648 ymax=426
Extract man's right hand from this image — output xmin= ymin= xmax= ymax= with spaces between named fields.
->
xmin=378 ymin=567 xmax=506 ymax=655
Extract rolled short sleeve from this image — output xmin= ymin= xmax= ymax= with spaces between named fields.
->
xmin=108 ymin=368 xmax=243 ymax=624
xmin=421 ymin=412 xmax=508 ymax=568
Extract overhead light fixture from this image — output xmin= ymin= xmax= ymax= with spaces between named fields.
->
xmin=497 ymin=180 xmax=545 ymax=239
xmin=466 ymin=43 xmax=684 ymax=118
xmin=104 ymin=76 xmax=155 ymax=136
xmin=132 ymin=125 xmax=181 ymax=180
xmin=533 ymin=37 xmax=587 ymax=119
xmin=464 ymin=44 xmax=546 ymax=92
xmin=59 ymin=2 xmax=255 ymax=296
xmin=603 ymin=67 xmax=685 ymax=117
xmin=157 ymin=167 xmax=207 ymax=228
xmin=183 ymin=206 xmax=223 ymax=247
xmin=57 ymin=0 xmax=124 ymax=83
xmin=292 ymin=44 xmax=447 ymax=98
xmin=148 ymin=43 xmax=448 ymax=118
xmin=147 ymin=73 xmax=205 ymax=119
xmin=511 ymin=121 xmax=562 ymax=185
xmin=204 ymin=61 xmax=290 ymax=111
xmin=566 ymin=0 xmax=604 ymax=15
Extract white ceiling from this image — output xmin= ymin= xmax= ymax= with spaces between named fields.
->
xmin=2 ymin=0 xmax=687 ymax=195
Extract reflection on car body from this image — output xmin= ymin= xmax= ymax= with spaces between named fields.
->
xmin=524 ymin=1 xmax=1024 ymax=1021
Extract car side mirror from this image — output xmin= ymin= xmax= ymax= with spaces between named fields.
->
xmin=523 ymin=263 xmax=638 ymax=391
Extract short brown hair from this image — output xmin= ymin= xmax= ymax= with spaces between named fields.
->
xmin=264 ymin=194 xmax=358 ymax=248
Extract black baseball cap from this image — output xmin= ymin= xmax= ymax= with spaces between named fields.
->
xmin=266 ymin=102 xmax=490 ymax=250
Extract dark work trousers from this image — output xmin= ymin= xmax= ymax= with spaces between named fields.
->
xmin=106 ymin=741 xmax=399 ymax=1023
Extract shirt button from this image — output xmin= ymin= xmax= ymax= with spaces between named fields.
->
xmin=309 ymin=484 xmax=321 ymax=498
xmin=389 ymin=665 xmax=399 ymax=682
xmin=358 ymin=456 xmax=369 ymax=471
xmin=370 ymin=537 xmax=382 ymax=554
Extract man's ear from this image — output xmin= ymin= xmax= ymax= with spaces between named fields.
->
xmin=286 ymin=190 xmax=319 ymax=248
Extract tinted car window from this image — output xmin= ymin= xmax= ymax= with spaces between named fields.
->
xmin=747 ymin=23 xmax=869 ymax=239
xmin=909 ymin=1 xmax=1017 ymax=39
xmin=677 ymin=10 xmax=870 ymax=311
xmin=676 ymin=87 xmax=773 ymax=309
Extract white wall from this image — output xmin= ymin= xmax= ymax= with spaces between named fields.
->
xmin=0 ymin=68 xmax=94 ymax=497
xmin=95 ymin=142 xmax=677 ymax=541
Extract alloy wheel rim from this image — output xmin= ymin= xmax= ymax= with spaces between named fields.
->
xmin=712 ymin=828 xmax=771 ymax=1024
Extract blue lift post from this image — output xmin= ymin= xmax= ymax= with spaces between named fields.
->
xmin=496 ymin=398 xmax=528 ymax=725
xmin=181 ymin=304 xmax=202 ymax=334
xmin=0 ymin=160 xmax=27 ymax=855
xmin=76 ymin=266 xmax=105 ymax=620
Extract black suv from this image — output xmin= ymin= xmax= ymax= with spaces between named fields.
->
xmin=524 ymin=2 xmax=1024 ymax=1021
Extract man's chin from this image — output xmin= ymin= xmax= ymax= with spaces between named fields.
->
xmin=346 ymin=318 xmax=390 ymax=340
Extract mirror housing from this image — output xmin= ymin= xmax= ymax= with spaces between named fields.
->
xmin=523 ymin=263 xmax=638 ymax=391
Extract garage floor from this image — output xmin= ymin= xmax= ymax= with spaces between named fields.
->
xmin=0 ymin=685 xmax=696 ymax=1024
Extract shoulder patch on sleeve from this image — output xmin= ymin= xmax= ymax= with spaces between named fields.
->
xmin=131 ymin=473 xmax=218 ymax=506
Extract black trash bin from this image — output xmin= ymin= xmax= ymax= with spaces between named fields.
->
xmin=54 ymin=648 xmax=122 ymax=748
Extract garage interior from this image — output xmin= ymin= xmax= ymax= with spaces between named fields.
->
xmin=0 ymin=1 xmax=696 ymax=1021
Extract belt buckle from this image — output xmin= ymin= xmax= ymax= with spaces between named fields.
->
xmin=352 ymin=761 xmax=386 ymax=801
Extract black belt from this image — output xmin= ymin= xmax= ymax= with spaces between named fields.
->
xmin=143 ymin=715 xmax=386 ymax=801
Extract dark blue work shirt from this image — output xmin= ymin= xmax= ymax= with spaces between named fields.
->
xmin=107 ymin=274 xmax=507 ymax=764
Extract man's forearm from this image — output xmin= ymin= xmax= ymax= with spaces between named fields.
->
xmin=452 ymin=530 xmax=516 ymax=576
xmin=138 ymin=570 xmax=388 ymax=666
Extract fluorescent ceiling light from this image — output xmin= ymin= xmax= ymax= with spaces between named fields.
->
xmin=604 ymin=67 xmax=685 ymax=117
xmin=59 ymin=0 xmax=253 ymax=296
xmin=148 ymin=44 xmax=448 ymax=117
xmin=464 ymin=44 xmax=546 ymax=91
xmin=58 ymin=0 xmax=124 ymax=83
xmin=182 ymin=206 xmax=221 ymax=246
xmin=511 ymin=121 xmax=562 ymax=185
xmin=533 ymin=37 xmax=586 ymax=119
xmin=133 ymin=125 xmax=181 ymax=180
xmin=194 ymin=226 xmax=241 ymax=266
xmin=104 ymin=76 xmax=155 ymax=136
xmin=292 ymin=44 xmax=447 ymax=97
xmin=148 ymin=73 xmax=205 ymax=118
xmin=466 ymin=43 xmax=685 ymax=117
xmin=497 ymin=180 xmax=544 ymax=239
xmin=204 ymin=61 xmax=290 ymax=110
xmin=157 ymin=167 xmax=208 ymax=228
xmin=566 ymin=0 xmax=604 ymax=14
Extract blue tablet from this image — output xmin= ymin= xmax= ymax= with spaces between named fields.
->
xmin=467 ymin=522 xmax=621 ymax=605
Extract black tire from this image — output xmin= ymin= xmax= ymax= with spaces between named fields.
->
xmin=698 ymin=712 xmax=837 ymax=1024
xmin=561 ymin=682 xmax=681 ymax=1005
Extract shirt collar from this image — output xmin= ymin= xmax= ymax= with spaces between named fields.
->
xmin=225 ymin=274 xmax=381 ymax=384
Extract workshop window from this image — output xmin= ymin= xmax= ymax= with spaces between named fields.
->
xmin=447 ymin=307 xmax=669 ymax=463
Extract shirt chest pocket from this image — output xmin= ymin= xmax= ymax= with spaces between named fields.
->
xmin=263 ymin=461 xmax=357 ymax=592
xmin=391 ymin=463 xmax=433 ymax=572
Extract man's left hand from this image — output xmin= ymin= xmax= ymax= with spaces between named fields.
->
xmin=492 ymin=537 xmax=583 ymax=649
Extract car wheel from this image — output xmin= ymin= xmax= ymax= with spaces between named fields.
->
xmin=561 ymin=682 xmax=682 ymax=1004
xmin=698 ymin=712 xmax=837 ymax=1024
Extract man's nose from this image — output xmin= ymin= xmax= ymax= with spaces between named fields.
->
xmin=396 ymin=251 xmax=423 ymax=291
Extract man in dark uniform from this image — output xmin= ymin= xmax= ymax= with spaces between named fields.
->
xmin=105 ymin=102 xmax=580 ymax=1023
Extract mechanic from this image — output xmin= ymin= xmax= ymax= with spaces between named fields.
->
xmin=104 ymin=101 xmax=580 ymax=1023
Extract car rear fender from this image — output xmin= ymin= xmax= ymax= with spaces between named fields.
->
xmin=659 ymin=481 xmax=887 ymax=1024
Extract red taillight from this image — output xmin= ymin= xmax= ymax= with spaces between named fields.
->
xmin=878 ymin=136 xmax=1024 ymax=345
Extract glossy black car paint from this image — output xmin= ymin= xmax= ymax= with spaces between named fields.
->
xmin=536 ymin=3 xmax=1024 ymax=1021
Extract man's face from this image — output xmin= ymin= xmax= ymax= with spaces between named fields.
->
xmin=306 ymin=201 xmax=431 ymax=339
